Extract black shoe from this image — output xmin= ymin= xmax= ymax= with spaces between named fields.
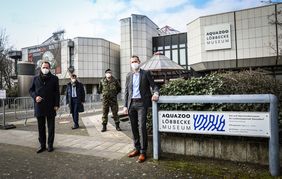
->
xmin=116 ymin=123 xmax=121 ymax=131
xmin=36 ymin=147 xmax=46 ymax=153
xmin=48 ymin=147 xmax=54 ymax=152
xmin=72 ymin=126 xmax=79 ymax=130
xmin=101 ymin=124 xmax=107 ymax=132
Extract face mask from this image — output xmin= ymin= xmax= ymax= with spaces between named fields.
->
xmin=41 ymin=68 xmax=49 ymax=75
xmin=131 ymin=63 xmax=139 ymax=70
xmin=105 ymin=73 xmax=112 ymax=78
xmin=71 ymin=79 xmax=76 ymax=83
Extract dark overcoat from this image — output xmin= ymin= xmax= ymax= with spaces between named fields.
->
xmin=66 ymin=81 xmax=85 ymax=113
xmin=29 ymin=73 xmax=60 ymax=117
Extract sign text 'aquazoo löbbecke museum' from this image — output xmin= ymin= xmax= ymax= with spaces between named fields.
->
xmin=159 ymin=111 xmax=270 ymax=137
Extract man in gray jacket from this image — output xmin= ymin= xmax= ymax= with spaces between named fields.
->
xmin=123 ymin=55 xmax=159 ymax=163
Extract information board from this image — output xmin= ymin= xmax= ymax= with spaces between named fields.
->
xmin=0 ymin=90 xmax=6 ymax=99
xmin=159 ymin=111 xmax=270 ymax=137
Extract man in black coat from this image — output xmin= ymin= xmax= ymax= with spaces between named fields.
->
xmin=123 ymin=55 xmax=159 ymax=163
xmin=29 ymin=61 xmax=60 ymax=153
xmin=66 ymin=74 xmax=85 ymax=129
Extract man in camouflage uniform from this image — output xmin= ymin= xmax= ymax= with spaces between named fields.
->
xmin=98 ymin=69 xmax=121 ymax=132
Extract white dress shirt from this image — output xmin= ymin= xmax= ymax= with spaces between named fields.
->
xmin=132 ymin=72 xmax=141 ymax=99
xmin=72 ymin=85 xmax=77 ymax=98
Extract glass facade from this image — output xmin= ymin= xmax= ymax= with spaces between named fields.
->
xmin=153 ymin=33 xmax=188 ymax=69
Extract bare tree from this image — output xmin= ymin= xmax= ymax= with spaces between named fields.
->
xmin=0 ymin=28 xmax=14 ymax=89
xmin=267 ymin=2 xmax=282 ymax=63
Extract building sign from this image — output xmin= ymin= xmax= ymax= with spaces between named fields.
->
xmin=159 ymin=111 xmax=270 ymax=137
xmin=0 ymin=90 xmax=6 ymax=99
xmin=28 ymin=42 xmax=61 ymax=74
xmin=205 ymin=24 xmax=231 ymax=51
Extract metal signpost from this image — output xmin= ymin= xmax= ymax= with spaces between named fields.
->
xmin=0 ymin=90 xmax=16 ymax=129
xmin=152 ymin=94 xmax=280 ymax=176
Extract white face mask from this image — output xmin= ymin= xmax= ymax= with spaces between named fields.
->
xmin=71 ymin=79 xmax=76 ymax=83
xmin=41 ymin=68 xmax=49 ymax=75
xmin=131 ymin=63 xmax=139 ymax=70
xmin=105 ymin=73 xmax=112 ymax=78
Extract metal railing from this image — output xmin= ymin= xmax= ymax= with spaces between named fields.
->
xmin=0 ymin=94 xmax=103 ymax=126
xmin=152 ymin=94 xmax=280 ymax=176
xmin=14 ymin=97 xmax=34 ymax=125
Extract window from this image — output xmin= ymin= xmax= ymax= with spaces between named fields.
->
xmin=179 ymin=49 xmax=186 ymax=65
xmin=165 ymin=50 xmax=171 ymax=59
xmin=171 ymin=45 xmax=178 ymax=49
xmin=157 ymin=46 xmax=163 ymax=50
xmin=172 ymin=49 xmax=178 ymax=63
xmin=165 ymin=45 xmax=170 ymax=50
xmin=179 ymin=44 xmax=186 ymax=48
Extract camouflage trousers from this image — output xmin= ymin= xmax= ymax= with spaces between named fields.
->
xmin=102 ymin=99 xmax=119 ymax=125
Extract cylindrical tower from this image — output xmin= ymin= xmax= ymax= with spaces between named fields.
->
xmin=17 ymin=62 xmax=35 ymax=97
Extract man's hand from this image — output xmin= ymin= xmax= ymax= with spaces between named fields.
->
xmin=54 ymin=106 xmax=59 ymax=111
xmin=151 ymin=94 xmax=159 ymax=101
xmin=35 ymin=96 xmax=43 ymax=103
xmin=123 ymin=107 xmax=128 ymax=115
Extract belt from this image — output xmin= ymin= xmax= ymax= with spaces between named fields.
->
xmin=131 ymin=98 xmax=142 ymax=102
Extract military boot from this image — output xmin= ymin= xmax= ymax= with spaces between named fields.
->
xmin=116 ymin=123 xmax=121 ymax=131
xmin=101 ymin=124 xmax=107 ymax=132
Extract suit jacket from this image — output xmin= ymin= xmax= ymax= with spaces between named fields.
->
xmin=29 ymin=72 xmax=60 ymax=117
xmin=66 ymin=81 xmax=85 ymax=113
xmin=124 ymin=69 xmax=159 ymax=109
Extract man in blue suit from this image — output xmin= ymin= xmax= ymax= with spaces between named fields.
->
xmin=66 ymin=74 xmax=85 ymax=129
xmin=124 ymin=55 xmax=159 ymax=163
xmin=29 ymin=61 xmax=60 ymax=153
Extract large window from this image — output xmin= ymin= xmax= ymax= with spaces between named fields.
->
xmin=152 ymin=32 xmax=188 ymax=69
xmin=179 ymin=48 xmax=186 ymax=65
xmin=172 ymin=49 xmax=178 ymax=63
xmin=164 ymin=50 xmax=171 ymax=59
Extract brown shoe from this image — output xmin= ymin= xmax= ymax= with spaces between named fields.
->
xmin=137 ymin=154 xmax=146 ymax=163
xmin=128 ymin=150 xmax=140 ymax=158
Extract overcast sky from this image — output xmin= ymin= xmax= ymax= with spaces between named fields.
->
xmin=0 ymin=0 xmax=281 ymax=49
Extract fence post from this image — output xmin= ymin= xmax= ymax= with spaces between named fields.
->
xmin=269 ymin=94 xmax=280 ymax=176
xmin=24 ymin=98 xmax=28 ymax=126
xmin=153 ymin=101 xmax=160 ymax=160
xmin=2 ymin=99 xmax=5 ymax=126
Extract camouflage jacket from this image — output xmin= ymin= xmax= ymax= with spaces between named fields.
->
xmin=98 ymin=77 xmax=121 ymax=99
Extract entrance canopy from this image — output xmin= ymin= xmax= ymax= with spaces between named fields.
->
xmin=140 ymin=52 xmax=188 ymax=82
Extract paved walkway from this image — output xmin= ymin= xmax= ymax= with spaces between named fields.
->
xmin=0 ymin=114 xmax=133 ymax=160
